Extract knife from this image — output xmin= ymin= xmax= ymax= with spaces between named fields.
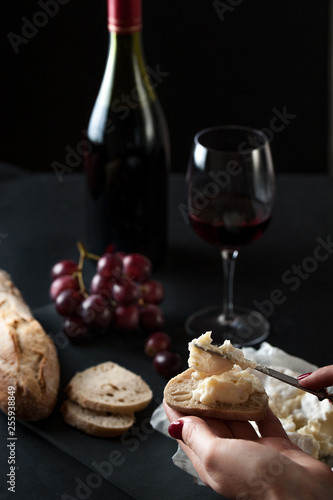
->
xmin=193 ymin=342 xmax=333 ymax=404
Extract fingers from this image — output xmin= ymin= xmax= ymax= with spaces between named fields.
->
xmin=298 ymin=365 xmax=333 ymax=390
xmin=164 ymin=406 xmax=272 ymax=498
xmin=202 ymin=417 xmax=233 ymax=438
xmin=257 ymin=407 xmax=289 ymax=439
xmin=163 ymin=400 xmax=289 ymax=444
xmin=224 ymin=419 xmax=259 ymax=440
xmin=163 ymin=400 xmax=258 ymax=440
xmin=163 ymin=400 xmax=297 ymax=498
xmin=163 ymin=400 xmax=186 ymax=423
xmin=175 ymin=415 xmax=221 ymax=456
xmin=163 ymin=400 xmax=233 ymax=442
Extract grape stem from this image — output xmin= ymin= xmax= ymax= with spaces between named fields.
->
xmin=75 ymin=241 xmax=101 ymax=296
xmin=77 ymin=241 xmax=100 ymax=263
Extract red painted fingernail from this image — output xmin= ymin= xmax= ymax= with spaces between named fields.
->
xmin=297 ymin=372 xmax=312 ymax=380
xmin=168 ymin=420 xmax=184 ymax=441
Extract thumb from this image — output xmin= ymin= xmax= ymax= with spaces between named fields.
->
xmin=168 ymin=415 xmax=228 ymax=459
xmin=168 ymin=415 xmax=221 ymax=483
xmin=298 ymin=365 xmax=333 ymax=390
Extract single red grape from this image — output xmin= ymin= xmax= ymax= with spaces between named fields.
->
xmin=140 ymin=304 xmax=165 ymax=331
xmin=113 ymin=305 xmax=140 ymax=331
xmin=123 ymin=253 xmax=152 ymax=282
xmin=51 ymin=259 xmax=78 ymax=280
xmin=144 ymin=332 xmax=171 ymax=357
xmin=141 ymin=280 xmax=164 ymax=304
xmin=112 ymin=279 xmax=140 ymax=305
xmin=79 ymin=294 xmax=113 ymax=329
xmin=55 ymin=289 xmax=84 ymax=317
xmin=50 ymin=275 xmax=80 ymax=301
xmin=153 ymin=351 xmax=182 ymax=379
xmin=97 ymin=253 xmax=123 ymax=279
xmin=90 ymin=273 xmax=114 ymax=301
xmin=63 ymin=316 xmax=90 ymax=342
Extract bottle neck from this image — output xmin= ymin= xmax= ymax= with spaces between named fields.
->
xmin=108 ymin=0 xmax=142 ymax=34
xmin=107 ymin=0 xmax=144 ymax=72
xmin=109 ymin=30 xmax=142 ymax=55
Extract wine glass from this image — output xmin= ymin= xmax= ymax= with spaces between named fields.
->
xmin=185 ymin=125 xmax=275 ymax=347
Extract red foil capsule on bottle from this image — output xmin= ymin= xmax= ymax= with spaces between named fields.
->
xmin=108 ymin=0 xmax=142 ymax=33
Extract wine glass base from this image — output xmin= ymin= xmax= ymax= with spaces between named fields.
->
xmin=185 ymin=305 xmax=270 ymax=347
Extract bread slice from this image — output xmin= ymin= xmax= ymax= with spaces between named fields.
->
xmin=65 ymin=361 xmax=152 ymax=413
xmin=61 ymin=399 xmax=135 ymax=437
xmin=164 ymin=368 xmax=268 ymax=421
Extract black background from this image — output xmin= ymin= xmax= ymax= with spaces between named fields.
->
xmin=0 ymin=0 xmax=330 ymax=174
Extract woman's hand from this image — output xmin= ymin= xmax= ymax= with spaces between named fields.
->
xmin=298 ymin=365 xmax=333 ymax=393
xmin=163 ymin=401 xmax=333 ymax=499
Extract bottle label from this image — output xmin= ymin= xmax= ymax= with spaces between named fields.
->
xmin=108 ymin=0 xmax=142 ymax=33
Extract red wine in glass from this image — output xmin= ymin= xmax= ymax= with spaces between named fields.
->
xmin=185 ymin=125 xmax=275 ymax=346
xmin=189 ymin=194 xmax=271 ymax=249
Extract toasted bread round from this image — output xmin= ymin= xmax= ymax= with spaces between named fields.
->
xmin=65 ymin=362 xmax=152 ymax=413
xmin=164 ymin=368 xmax=268 ymax=421
xmin=61 ymin=399 xmax=135 ymax=437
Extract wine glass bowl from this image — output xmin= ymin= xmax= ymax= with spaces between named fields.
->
xmin=185 ymin=125 xmax=275 ymax=347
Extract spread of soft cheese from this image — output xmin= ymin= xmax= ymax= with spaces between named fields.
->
xmin=188 ymin=332 xmax=255 ymax=374
xmin=192 ymin=369 xmax=263 ymax=405
xmin=188 ymin=333 xmax=234 ymax=377
xmin=188 ymin=332 xmax=263 ymax=405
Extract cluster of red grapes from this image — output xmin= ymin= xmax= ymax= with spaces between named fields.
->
xmin=50 ymin=243 xmax=166 ymax=342
xmin=50 ymin=243 xmax=183 ymax=378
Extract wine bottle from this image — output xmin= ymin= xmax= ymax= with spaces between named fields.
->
xmin=84 ymin=0 xmax=170 ymax=266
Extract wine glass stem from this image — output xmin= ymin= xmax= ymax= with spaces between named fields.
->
xmin=221 ymin=249 xmax=238 ymax=321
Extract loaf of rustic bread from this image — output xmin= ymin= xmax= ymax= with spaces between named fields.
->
xmin=0 ymin=270 xmax=60 ymax=421
xmin=164 ymin=368 xmax=268 ymax=421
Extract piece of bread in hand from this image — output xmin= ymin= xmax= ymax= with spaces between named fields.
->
xmin=65 ymin=361 xmax=152 ymax=413
xmin=164 ymin=368 xmax=268 ymax=421
xmin=61 ymin=399 xmax=135 ymax=437
xmin=0 ymin=270 xmax=60 ymax=421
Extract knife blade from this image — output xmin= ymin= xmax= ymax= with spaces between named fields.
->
xmin=193 ymin=342 xmax=333 ymax=403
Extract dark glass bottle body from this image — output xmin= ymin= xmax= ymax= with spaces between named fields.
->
xmin=84 ymin=31 xmax=170 ymax=266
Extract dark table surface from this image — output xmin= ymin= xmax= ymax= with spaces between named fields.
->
xmin=0 ymin=163 xmax=333 ymax=500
